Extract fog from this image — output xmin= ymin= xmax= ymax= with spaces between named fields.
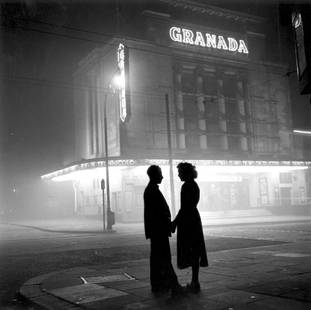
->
xmin=1 ymin=0 xmax=311 ymax=227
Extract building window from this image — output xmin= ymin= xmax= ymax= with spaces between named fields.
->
xmin=274 ymin=187 xmax=280 ymax=205
xmin=259 ymin=177 xmax=269 ymax=205
xmin=154 ymin=133 xmax=167 ymax=148
xmin=174 ymin=64 xmax=248 ymax=153
xmin=299 ymin=187 xmax=306 ymax=204
xmin=252 ymin=95 xmax=279 ymax=155
xmin=241 ymin=137 xmax=248 ymax=151
xmin=227 ymin=120 xmax=240 ymax=134
xmin=198 ymin=119 xmax=206 ymax=130
xmin=223 ymin=75 xmax=237 ymax=98
xmin=226 ymin=99 xmax=239 ymax=119
xmin=183 ymin=94 xmax=198 ymax=117
xmin=280 ymin=172 xmax=292 ymax=184
xmin=203 ymin=73 xmax=217 ymax=95
xmin=199 ymin=135 xmax=207 ymax=149
xmin=182 ymin=71 xmax=195 ymax=93
xmin=207 ymin=134 xmax=221 ymax=149
xmin=178 ymin=134 xmax=186 ymax=148
xmin=228 ymin=135 xmax=241 ymax=151
xmin=177 ymin=117 xmax=185 ymax=130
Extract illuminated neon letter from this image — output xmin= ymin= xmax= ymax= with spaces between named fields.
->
xmin=194 ymin=31 xmax=205 ymax=47
xmin=217 ymin=36 xmax=228 ymax=50
xmin=205 ymin=33 xmax=216 ymax=48
xmin=182 ymin=28 xmax=194 ymax=44
xmin=168 ymin=26 xmax=249 ymax=55
xmin=238 ymin=40 xmax=249 ymax=54
xmin=169 ymin=27 xmax=182 ymax=42
xmin=228 ymin=37 xmax=238 ymax=51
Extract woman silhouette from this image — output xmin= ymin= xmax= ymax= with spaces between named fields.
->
xmin=172 ymin=162 xmax=208 ymax=293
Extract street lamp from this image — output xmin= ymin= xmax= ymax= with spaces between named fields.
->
xmin=102 ymin=71 xmax=123 ymax=232
xmin=102 ymin=43 xmax=127 ymax=232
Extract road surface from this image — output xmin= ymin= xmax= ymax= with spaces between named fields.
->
xmin=0 ymin=220 xmax=310 ymax=309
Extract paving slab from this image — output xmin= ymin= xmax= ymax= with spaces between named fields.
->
xmin=19 ymin=284 xmax=44 ymax=299
xmin=85 ymin=294 xmax=144 ymax=310
xmin=104 ymin=279 xmax=149 ymax=290
xmin=19 ymin=236 xmax=311 ymax=310
xmin=42 ymin=274 xmax=83 ymax=291
xmin=233 ymin=296 xmax=311 ymax=310
xmin=30 ymin=295 xmax=81 ymax=310
xmin=51 ymin=283 xmax=129 ymax=304
xmin=206 ymin=289 xmax=269 ymax=305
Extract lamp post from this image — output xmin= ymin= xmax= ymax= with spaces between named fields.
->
xmin=101 ymin=178 xmax=106 ymax=231
xmin=165 ymin=93 xmax=176 ymax=217
xmin=103 ymin=87 xmax=114 ymax=231
xmin=102 ymin=43 xmax=126 ymax=232
xmin=102 ymin=71 xmax=123 ymax=232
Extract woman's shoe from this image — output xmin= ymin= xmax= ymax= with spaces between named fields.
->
xmin=186 ymin=282 xmax=200 ymax=293
xmin=171 ymin=283 xmax=186 ymax=297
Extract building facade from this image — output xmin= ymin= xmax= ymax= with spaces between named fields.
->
xmin=42 ymin=1 xmax=311 ymax=222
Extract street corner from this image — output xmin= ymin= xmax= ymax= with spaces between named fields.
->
xmin=19 ymin=266 xmax=153 ymax=310
xmin=19 ymin=270 xmax=61 ymax=299
xmin=18 ymin=270 xmax=78 ymax=310
xmin=44 ymin=271 xmax=152 ymax=310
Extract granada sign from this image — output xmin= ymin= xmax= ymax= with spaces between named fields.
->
xmin=169 ymin=26 xmax=249 ymax=54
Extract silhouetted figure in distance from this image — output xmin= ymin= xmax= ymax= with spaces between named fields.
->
xmin=144 ymin=165 xmax=184 ymax=296
xmin=172 ymin=162 xmax=208 ymax=293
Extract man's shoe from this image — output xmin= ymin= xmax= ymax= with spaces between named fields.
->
xmin=186 ymin=282 xmax=200 ymax=293
xmin=152 ymin=286 xmax=169 ymax=294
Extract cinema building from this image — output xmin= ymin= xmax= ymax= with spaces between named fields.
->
xmin=42 ymin=2 xmax=311 ymax=222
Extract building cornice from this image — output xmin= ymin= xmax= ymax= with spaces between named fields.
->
xmin=73 ymin=35 xmax=288 ymax=79
xmin=42 ymin=158 xmax=311 ymax=181
xmin=159 ymin=0 xmax=265 ymax=24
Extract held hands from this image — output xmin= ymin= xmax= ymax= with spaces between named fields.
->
xmin=171 ymin=220 xmax=177 ymax=233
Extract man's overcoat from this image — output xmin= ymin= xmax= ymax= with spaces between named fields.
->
xmin=144 ymin=182 xmax=172 ymax=240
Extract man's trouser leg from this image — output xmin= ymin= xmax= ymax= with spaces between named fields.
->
xmin=150 ymin=237 xmax=165 ymax=290
xmin=150 ymin=237 xmax=178 ymax=290
xmin=161 ymin=237 xmax=179 ymax=289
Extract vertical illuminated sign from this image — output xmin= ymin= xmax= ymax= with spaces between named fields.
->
xmin=117 ymin=43 xmax=127 ymax=122
xmin=292 ymin=12 xmax=307 ymax=79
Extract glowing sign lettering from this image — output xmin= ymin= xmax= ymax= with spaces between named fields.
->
xmin=169 ymin=26 xmax=249 ymax=54
xmin=117 ymin=43 xmax=127 ymax=122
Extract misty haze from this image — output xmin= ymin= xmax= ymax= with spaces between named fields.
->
xmin=0 ymin=1 xmax=310 ymax=309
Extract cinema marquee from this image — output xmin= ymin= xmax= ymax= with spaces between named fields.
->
xmin=169 ymin=26 xmax=249 ymax=54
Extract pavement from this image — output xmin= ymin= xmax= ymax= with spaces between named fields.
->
xmin=15 ymin=212 xmax=311 ymax=309
xmin=5 ymin=209 xmax=311 ymax=234
xmin=19 ymin=237 xmax=311 ymax=309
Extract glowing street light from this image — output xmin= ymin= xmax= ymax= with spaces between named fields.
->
xmin=112 ymin=72 xmax=124 ymax=89
xmin=293 ymin=129 xmax=311 ymax=136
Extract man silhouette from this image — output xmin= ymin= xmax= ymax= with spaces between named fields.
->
xmin=144 ymin=165 xmax=183 ymax=296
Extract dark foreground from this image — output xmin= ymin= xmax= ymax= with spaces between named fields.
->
xmin=0 ymin=219 xmax=310 ymax=309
